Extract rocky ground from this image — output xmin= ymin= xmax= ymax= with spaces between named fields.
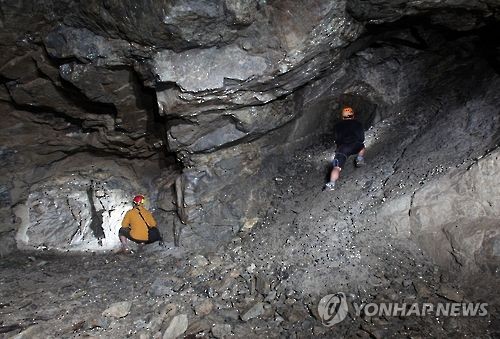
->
xmin=1 ymin=111 xmax=499 ymax=338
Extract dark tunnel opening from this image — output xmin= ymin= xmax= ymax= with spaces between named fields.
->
xmin=312 ymin=13 xmax=500 ymax=141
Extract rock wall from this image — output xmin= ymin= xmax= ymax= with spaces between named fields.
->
xmin=0 ymin=0 xmax=366 ymax=250
xmin=0 ymin=153 xmax=179 ymax=254
xmin=0 ymin=0 xmax=499 ymax=253
xmin=372 ymin=60 xmax=500 ymax=279
xmin=378 ymin=148 xmax=500 ymax=281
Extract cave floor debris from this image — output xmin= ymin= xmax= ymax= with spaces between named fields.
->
xmin=1 ymin=115 xmax=499 ymax=338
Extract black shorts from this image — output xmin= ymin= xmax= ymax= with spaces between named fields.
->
xmin=332 ymin=142 xmax=364 ymax=168
xmin=119 ymin=227 xmax=161 ymax=244
xmin=119 ymin=227 xmax=144 ymax=243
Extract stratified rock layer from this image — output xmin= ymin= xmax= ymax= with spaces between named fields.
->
xmin=0 ymin=0 xmax=499 ymax=263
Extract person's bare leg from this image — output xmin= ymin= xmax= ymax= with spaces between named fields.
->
xmin=330 ymin=167 xmax=341 ymax=182
xmin=118 ymin=235 xmax=130 ymax=253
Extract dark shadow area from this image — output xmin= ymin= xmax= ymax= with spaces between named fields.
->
xmin=130 ymin=71 xmax=181 ymax=170
xmin=86 ymin=183 xmax=105 ymax=243
xmin=363 ymin=13 xmax=500 ymax=68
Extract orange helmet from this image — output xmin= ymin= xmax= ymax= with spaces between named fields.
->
xmin=133 ymin=195 xmax=145 ymax=205
xmin=341 ymin=106 xmax=354 ymax=119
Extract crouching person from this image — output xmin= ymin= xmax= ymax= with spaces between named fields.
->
xmin=117 ymin=194 xmax=162 ymax=254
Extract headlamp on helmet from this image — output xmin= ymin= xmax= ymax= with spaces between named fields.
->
xmin=341 ymin=106 xmax=355 ymax=120
xmin=133 ymin=195 xmax=145 ymax=205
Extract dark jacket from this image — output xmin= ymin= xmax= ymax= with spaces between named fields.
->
xmin=334 ymin=119 xmax=365 ymax=146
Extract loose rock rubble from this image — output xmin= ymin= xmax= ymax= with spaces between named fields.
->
xmin=1 ymin=114 xmax=498 ymax=337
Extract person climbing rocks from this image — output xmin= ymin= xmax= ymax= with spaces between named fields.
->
xmin=117 ymin=194 xmax=162 ymax=253
xmin=325 ymin=106 xmax=366 ymax=191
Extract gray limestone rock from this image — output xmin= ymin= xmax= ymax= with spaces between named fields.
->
xmin=154 ymin=45 xmax=268 ymax=93
xmin=212 ymin=323 xmax=232 ymax=338
xmin=2 ymin=1 xmax=499 ymax=328
xmin=437 ymin=286 xmax=464 ymax=303
xmin=409 ymin=149 xmax=500 ymax=278
xmin=9 ymin=325 xmax=42 ymax=339
xmin=280 ymin=303 xmax=309 ymax=323
xmin=44 ymin=25 xmax=132 ymax=64
xmin=102 ymin=301 xmax=132 ymax=318
xmin=218 ymin=308 xmax=240 ymax=320
xmin=241 ymin=302 xmax=265 ymax=321
xmin=0 ymin=0 xmax=499 ymax=276
xmin=443 ymin=318 xmax=459 ymax=331
xmin=13 ymin=160 xmax=153 ymax=252
xmin=87 ymin=317 xmax=109 ymax=330
xmin=190 ymin=254 xmax=210 ymax=267
xmin=193 ymin=299 xmax=214 ymax=316
xmin=224 ymin=0 xmax=258 ymax=24
xmin=0 ymin=50 xmax=39 ymax=81
xmin=0 ymin=230 xmax=17 ymax=258
xmin=147 ymin=303 xmax=178 ymax=333
xmin=163 ymin=314 xmax=189 ymax=339
xmin=185 ymin=319 xmax=212 ymax=337
xmin=8 ymin=78 xmax=88 ymax=118
xmin=149 ymin=277 xmax=183 ymax=297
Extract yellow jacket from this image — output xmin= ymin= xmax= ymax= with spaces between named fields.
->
xmin=121 ymin=206 xmax=157 ymax=241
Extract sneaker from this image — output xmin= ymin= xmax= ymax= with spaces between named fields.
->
xmin=355 ymin=156 xmax=365 ymax=167
xmin=324 ymin=181 xmax=335 ymax=191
